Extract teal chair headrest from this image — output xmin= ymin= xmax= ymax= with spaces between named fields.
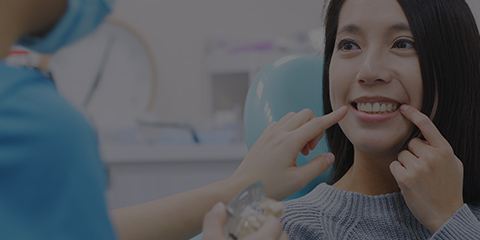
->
xmin=243 ymin=55 xmax=331 ymax=200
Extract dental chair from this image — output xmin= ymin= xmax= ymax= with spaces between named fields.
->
xmin=191 ymin=55 xmax=329 ymax=240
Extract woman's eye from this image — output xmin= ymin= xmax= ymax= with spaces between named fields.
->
xmin=337 ymin=39 xmax=360 ymax=51
xmin=392 ymin=39 xmax=415 ymax=49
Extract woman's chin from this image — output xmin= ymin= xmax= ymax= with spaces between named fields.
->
xmin=353 ymin=142 xmax=401 ymax=157
xmin=341 ymin=123 xmax=411 ymax=156
xmin=349 ymin=134 xmax=407 ymax=157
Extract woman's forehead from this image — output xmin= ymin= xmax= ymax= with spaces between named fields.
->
xmin=338 ymin=0 xmax=410 ymax=33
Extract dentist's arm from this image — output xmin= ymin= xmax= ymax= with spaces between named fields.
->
xmin=112 ymin=107 xmax=348 ymax=240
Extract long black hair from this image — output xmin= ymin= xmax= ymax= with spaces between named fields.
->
xmin=322 ymin=0 xmax=480 ymax=204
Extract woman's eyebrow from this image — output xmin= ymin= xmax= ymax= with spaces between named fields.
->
xmin=337 ymin=24 xmax=361 ymax=35
xmin=388 ymin=23 xmax=411 ymax=33
xmin=337 ymin=23 xmax=411 ymax=35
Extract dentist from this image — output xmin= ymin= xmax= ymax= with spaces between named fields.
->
xmin=0 ymin=0 xmax=346 ymax=239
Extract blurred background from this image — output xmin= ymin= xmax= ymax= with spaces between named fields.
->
xmin=10 ymin=0 xmax=480 ymax=209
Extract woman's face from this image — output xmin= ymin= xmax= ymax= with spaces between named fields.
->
xmin=329 ymin=0 xmax=423 ymax=155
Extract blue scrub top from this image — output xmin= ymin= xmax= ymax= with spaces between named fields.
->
xmin=0 ymin=64 xmax=116 ymax=239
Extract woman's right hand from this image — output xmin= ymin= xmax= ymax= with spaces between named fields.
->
xmin=231 ymin=106 xmax=348 ymax=200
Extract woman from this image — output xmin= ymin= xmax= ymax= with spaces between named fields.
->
xmin=0 ymin=0 xmax=346 ymax=239
xmin=282 ymin=0 xmax=480 ymax=239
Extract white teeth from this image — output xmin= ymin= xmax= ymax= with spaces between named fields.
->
xmin=379 ymin=103 xmax=386 ymax=112
xmin=356 ymin=102 xmax=399 ymax=114
xmin=365 ymin=103 xmax=373 ymax=112
xmin=386 ymin=104 xmax=393 ymax=112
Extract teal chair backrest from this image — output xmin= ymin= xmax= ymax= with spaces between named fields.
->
xmin=243 ymin=55 xmax=330 ymax=200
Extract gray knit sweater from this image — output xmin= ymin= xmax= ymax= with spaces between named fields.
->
xmin=282 ymin=183 xmax=480 ymax=239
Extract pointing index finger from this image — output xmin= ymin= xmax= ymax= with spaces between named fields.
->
xmin=399 ymin=105 xmax=449 ymax=148
xmin=317 ymin=106 xmax=349 ymax=130
xmin=296 ymin=106 xmax=348 ymax=141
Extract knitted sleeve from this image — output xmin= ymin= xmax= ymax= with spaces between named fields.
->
xmin=281 ymin=198 xmax=327 ymax=240
xmin=429 ymin=204 xmax=480 ymax=240
xmin=282 ymin=215 xmax=326 ymax=240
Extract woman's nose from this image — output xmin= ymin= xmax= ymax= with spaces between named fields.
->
xmin=356 ymin=54 xmax=392 ymax=85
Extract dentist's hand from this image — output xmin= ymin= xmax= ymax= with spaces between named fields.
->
xmin=390 ymin=105 xmax=464 ymax=233
xmin=202 ymin=203 xmax=288 ymax=240
xmin=231 ymin=106 xmax=348 ymax=200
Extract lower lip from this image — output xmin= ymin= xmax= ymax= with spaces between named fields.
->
xmin=351 ymin=105 xmax=400 ymax=123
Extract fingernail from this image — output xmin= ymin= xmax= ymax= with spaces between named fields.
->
xmin=213 ymin=202 xmax=225 ymax=212
xmin=400 ymin=105 xmax=408 ymax=111
xmin=325 ymin=153 xmax=335 ymax=163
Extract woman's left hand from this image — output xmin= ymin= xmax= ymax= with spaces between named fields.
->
xmin=390 ymin=105 xmax=464 ymax=233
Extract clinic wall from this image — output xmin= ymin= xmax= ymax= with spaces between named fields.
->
xmin=111 ymin=0 xmax=326 ymax=125
xmin=468 ymin=0 xmax=480 ymax=26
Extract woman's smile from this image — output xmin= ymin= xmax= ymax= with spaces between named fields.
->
xmin=350 ymin=96 xmax=403 ymax=123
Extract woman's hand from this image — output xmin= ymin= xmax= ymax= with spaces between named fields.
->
xmin=202 ymin=203 xmax=288 ymax=240
xmin=231 ymin=106 xmax=348 ymax=200
xmin=390 ymin=105 xmax=464 ymax=233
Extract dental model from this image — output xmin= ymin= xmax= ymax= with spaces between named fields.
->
xmin=225 ymin=182 xmax=285 ymax=240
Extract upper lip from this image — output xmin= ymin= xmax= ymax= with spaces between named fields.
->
xmin=351 ymin=96 xmax=402 ymax=105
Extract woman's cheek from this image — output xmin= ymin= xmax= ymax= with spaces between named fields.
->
xmin=329 ymin=81 xmax=342 ymax=110
xmin=329 ymin=77 xmax=350 ymax=110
